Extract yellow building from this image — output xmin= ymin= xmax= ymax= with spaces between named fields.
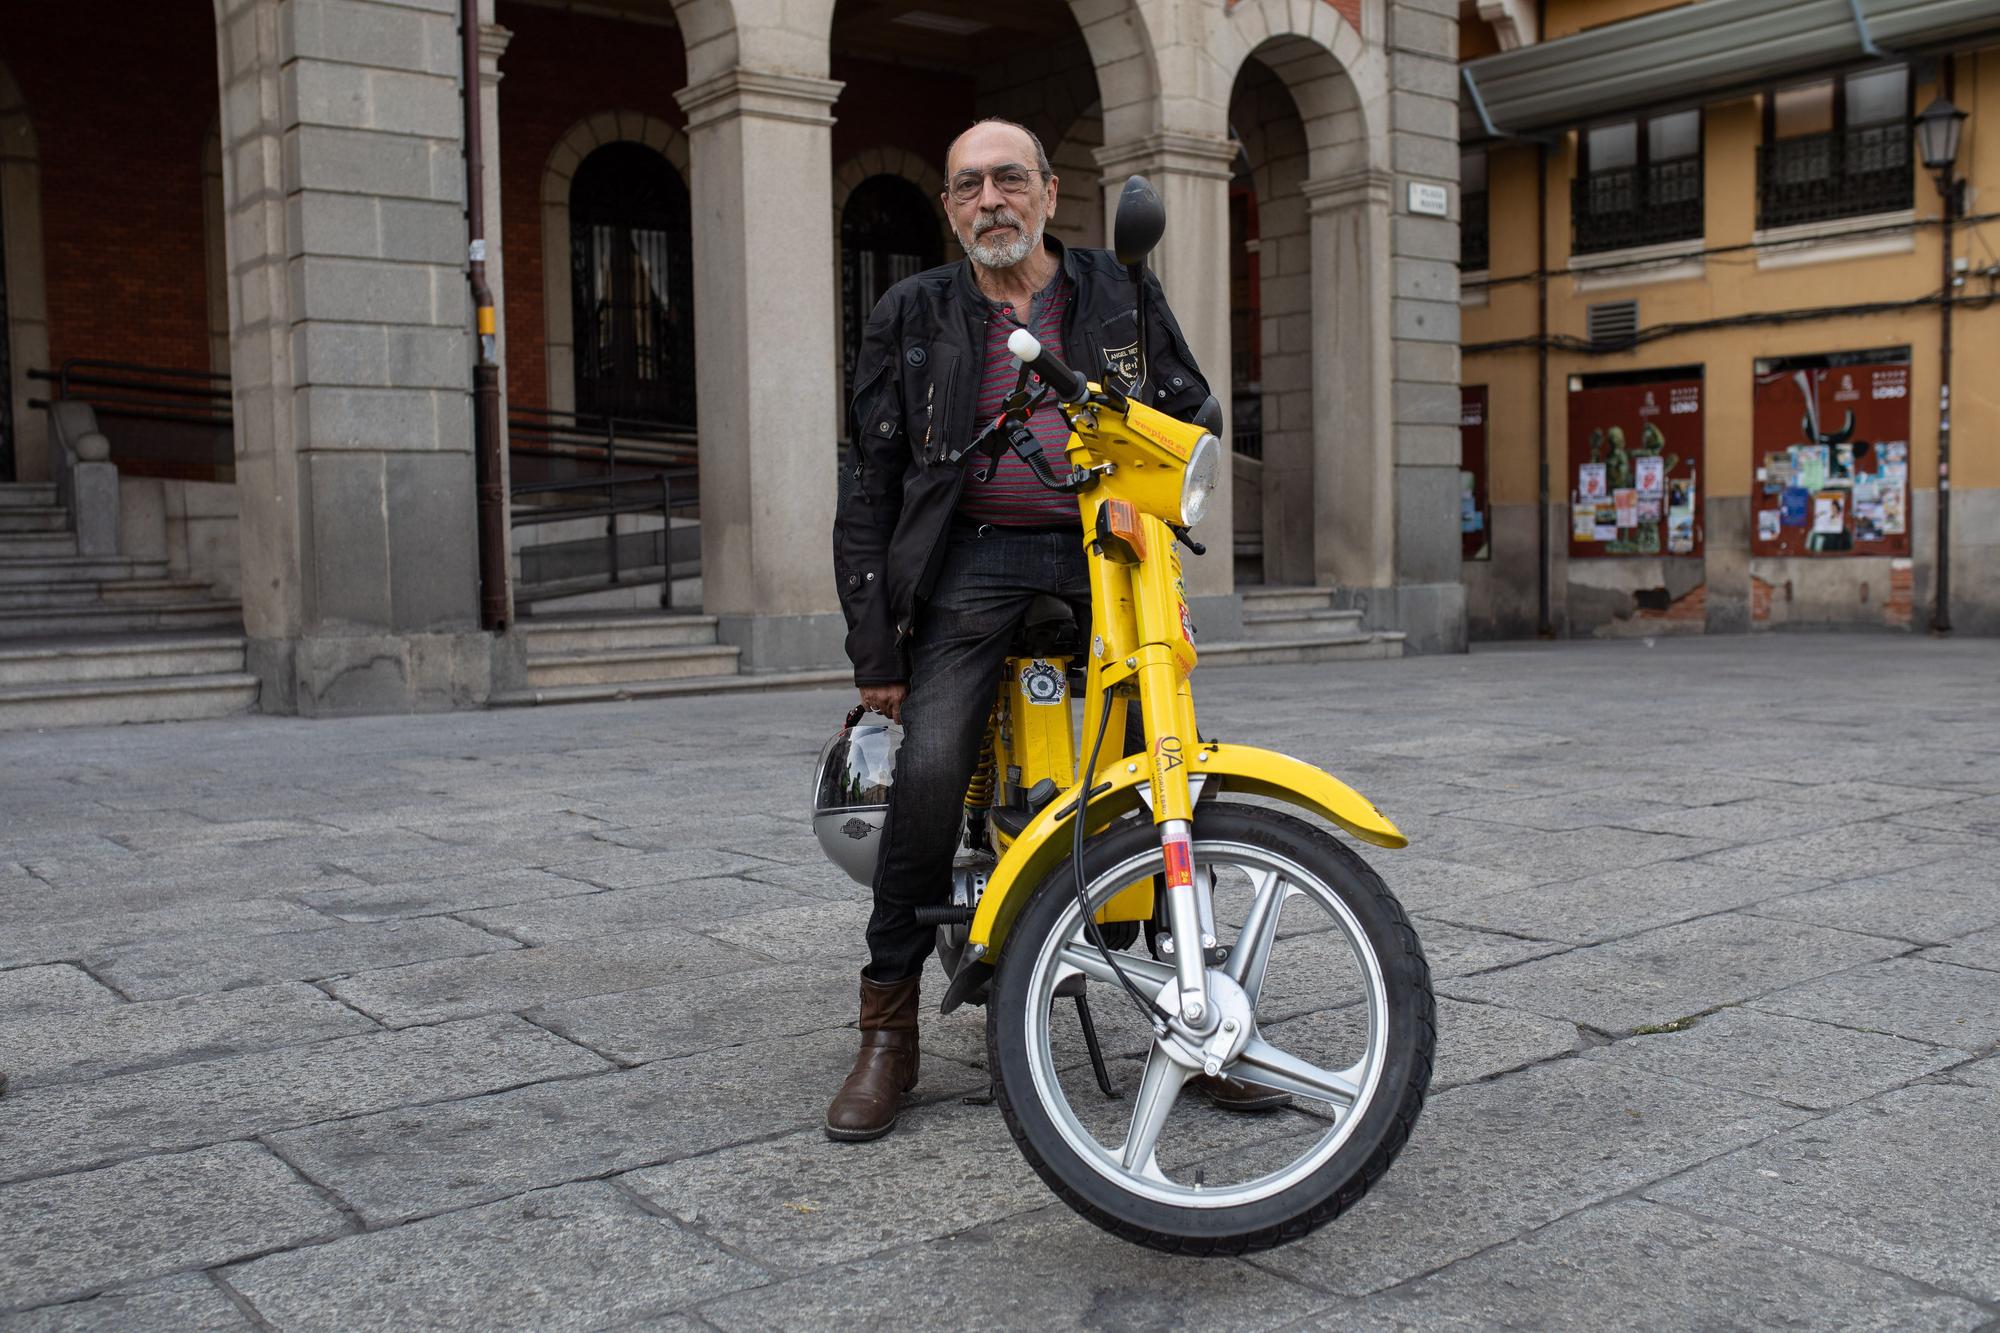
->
xmin=1458 ymin=0 xmax=1999 ymax=638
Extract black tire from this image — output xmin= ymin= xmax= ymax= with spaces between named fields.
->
xmin=986 ymin=802 xmax=1434 ymax=1254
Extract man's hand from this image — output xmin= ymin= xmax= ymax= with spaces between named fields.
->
xmin=859 ymin=684 xmax=907 ymax=723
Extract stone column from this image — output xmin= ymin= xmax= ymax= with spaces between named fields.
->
xmin=478 ymin=16 xmax=516 ymax=627
xmin=675 ymin=69 xmax=847 ymax=669
xmin=1094 ymin=132 xmax=1239 ymax=625
xmin=1302 ymin=169 xmax=1395 ymax=597
xmin=215 ymin=0 xmax=488 ymax=714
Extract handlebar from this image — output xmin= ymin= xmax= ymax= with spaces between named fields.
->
xmin=1007 ymin=329 xmax=1089 ymax=404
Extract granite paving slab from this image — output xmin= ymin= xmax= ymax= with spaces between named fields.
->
xmin=0 ymin=899 xmax=339 ymax=970
xmin=1427 ymin=825 xmax=1724 ymax=883
xmin=1887 ymin=793 xmax=2000 ymax=838
xmin=0 ymin=1014 xmax=606 ymax=1183
xmin=1758 ymin=780 xmax=1975 ymax=817
xmin=1695 ymin=819 xmax=1991 ymax=884
xmin=296 ymin=867 xmax=607 ymax=923
xmin=87 ymin=916 xmax=512 ymax=1001
xmin=1749 ymin=956 xmax=2000 ymax=1050
xmin=1249 ymin=1057 xmax=1811 ymax=1297
xmin=1398 ymin=917 xmax=1568 ymax=981
xmin=733 ymin=859 xmax=873 ymax=902
xmin=266 ymin=1029 xmax=985 ymax=1226
xmin=465 ymin=875 xmax=807 ymax=943
xmin=1443 ymin=912 xmax=1905 ymax=1034
xmin=0 ymin=1141 xmax=347 ymax=1312
xmin=623 ymin=1099 xmax=1053 ymax=1275
xmin=527 ymin=961 xmax=860 ymax=1064
xmin=694 ymin=898 xmax=875 ymax=964
xmin=1583 ymin=1005 xmax=1964 ymax=1109
xmin=1426 ymin=996 xmax=1579 ymax=1088
xmin=1426 ymin=860 xmax=1823 ymax=946
xmin=1363 ymin=852 xmax=1539 ymax=916
xmin=0 ymin=963 xmax=121 ymax=1023
xmin=325 ymin=924 xmax=766 ymax=1026
xmin=694 ymin=1204 xmax=1326 ymax=1331
xmin=536 ymin=846 xmax=775 ymax=890
xmin=1745 ymin=854 xmax=2000 ymax=943
xmin=0 ymin=1274 xmax=255 ymax=1332
xmin=0 ymin=980 xmax=380 ymax=1091
xmin=1921 ymin=923 xmax=2000 ymax=973
xmin=221 ymin=1182 xmax=767 ymax=1332
xmin=1330 ymin=1198 xmax=1989 ymax=1332
xmin=1648 ymin=1082 xmax=2000 ymax=1302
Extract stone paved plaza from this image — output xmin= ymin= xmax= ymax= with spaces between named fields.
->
xmin=2 ymin=634 xmax=1998 ymax=1330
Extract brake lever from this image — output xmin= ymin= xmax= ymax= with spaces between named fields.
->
xmin=1169 ymin=524 xmax=1207 ymax=556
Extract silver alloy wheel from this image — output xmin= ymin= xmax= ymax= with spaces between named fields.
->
xmin=1017 ymin=837 xmax=1391 ymax=1209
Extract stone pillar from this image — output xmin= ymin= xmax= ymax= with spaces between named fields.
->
xmin=478 ymin=15 xmax=517 ymax=629
xmin=675 ymin=69 xmax=847 ymax=669
xmin=1303 ymin=170 xmax=1396 ymax=596
xmin=215 ymin=0 xmax=489 ymax=714
xmin=1094 ymin=132 xmax=1239 ymax=626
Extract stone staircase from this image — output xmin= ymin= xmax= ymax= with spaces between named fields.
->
xmin=488 ymin=611 xmax=849 ymax=708
xmin=0 ymin=482 xmax=256 ymax=729
xmin=1200 ymin=586 xmax=1404 ymax=665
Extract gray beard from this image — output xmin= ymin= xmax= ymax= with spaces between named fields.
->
xmin=963 ymin=216 xmax=1043 ymax=269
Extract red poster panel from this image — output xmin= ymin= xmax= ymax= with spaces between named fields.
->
xmin=1460 ymin=385 xmax=1490 ymax=561
xmin=1751 ymin=355 xmax=1911 ymax=557
xmin=1566 ymin=374 xmax=1704 ymax=559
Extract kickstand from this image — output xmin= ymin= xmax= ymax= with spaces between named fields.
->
xmin=1073 ymin=991 xmax=1120 ymax=1099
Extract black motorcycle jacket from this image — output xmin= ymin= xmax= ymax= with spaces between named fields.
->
xmin=833 ymin=238 xmax=1212 ymax=686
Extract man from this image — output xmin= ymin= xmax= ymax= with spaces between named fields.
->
xmin=828 ymin=118 xmax=1274 ymax=1141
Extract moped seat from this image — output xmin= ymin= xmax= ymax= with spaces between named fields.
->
xmin=1010 ymin=595 xmax=1083 ymax=658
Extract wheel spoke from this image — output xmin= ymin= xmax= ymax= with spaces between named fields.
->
xmin=1228 ymin=867 xmax=1286 ymax=1003
xmin=1234 ymin=1037 xmax=1362 ymax=1108
xmin=1056 ymin=943 xmax=1173 ymax=992
xmin=1118 ymin=1042 xmax=1189 ymax=1176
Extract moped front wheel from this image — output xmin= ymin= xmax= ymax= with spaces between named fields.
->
xmin=987 ymin=802 xmax=1433 ymax=1254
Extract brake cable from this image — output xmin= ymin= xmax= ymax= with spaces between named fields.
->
xmin=1073 ymin=685 xmax=1178 ymax=1034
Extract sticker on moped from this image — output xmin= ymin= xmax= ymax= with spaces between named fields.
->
xmin=1021 ymin=660 xmax=1066 ymax=706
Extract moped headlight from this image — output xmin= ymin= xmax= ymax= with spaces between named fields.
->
xmin=1179 ymin=433 xmax=1221 ymax=528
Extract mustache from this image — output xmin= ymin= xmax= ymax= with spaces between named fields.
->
xmin=972 ymin=209 xmax=1024 ymax=236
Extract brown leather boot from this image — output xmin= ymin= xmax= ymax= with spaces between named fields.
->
xmin=824 ymin=971 xmax=922 ymax=1142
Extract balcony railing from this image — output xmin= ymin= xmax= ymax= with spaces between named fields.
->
xmin=1757 ymin=123 xmax=1913 ymax=230
xmin=1461 ymin=191 xmax=1490 ymax=271
xmin=1570 ymin=157 xmax=1703 ymax=256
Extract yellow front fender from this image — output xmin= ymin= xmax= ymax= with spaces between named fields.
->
xmin=966 ymin=742 xmax=1406 ymax=955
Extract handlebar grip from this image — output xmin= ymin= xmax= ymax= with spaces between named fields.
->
xmin=1006 ymin=328 xmax=1089 ymax=404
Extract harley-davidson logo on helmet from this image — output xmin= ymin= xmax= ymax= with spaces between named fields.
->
xmin=840 ymin=817 xmax=873 ymax=840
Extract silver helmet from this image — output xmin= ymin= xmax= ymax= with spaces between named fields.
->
xmin=812 ymin=705 xmax=904 ymax=885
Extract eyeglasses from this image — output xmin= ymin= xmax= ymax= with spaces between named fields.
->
xmin=946 ymin=164 xmax=1043 ymax=204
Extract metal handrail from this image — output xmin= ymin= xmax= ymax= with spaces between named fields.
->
xmin=27 ymin=359 xmax=235 ymax=482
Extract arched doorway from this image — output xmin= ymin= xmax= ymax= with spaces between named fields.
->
xmin=569 ymin=141 xmax=694 ymax=426
xmin=839 ymin=173 xmax=942 ymax=419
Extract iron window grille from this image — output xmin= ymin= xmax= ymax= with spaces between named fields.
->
xmin=1461 ymin=190 xmax=1490 ymax=271
xmin=1571 ymin=156 xmax=1703 ymax=255
xmin=1758 ymin=121 xmax=1913 ymax=229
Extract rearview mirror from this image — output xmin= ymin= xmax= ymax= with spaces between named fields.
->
xmin=1113 ymin=175 xmax=1165 ymax=267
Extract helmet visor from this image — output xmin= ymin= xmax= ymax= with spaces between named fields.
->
xmin=814 ymin=720 xmax=903 ymax=811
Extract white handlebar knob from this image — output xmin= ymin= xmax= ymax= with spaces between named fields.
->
xmin=1007 ymin=328 xmax=1043 ymax=363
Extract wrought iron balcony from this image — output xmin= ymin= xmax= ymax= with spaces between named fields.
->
xmin=1461 ymin=191 xmax=1490 ymax=271
xmin=1570 ymin=157 xmax=1703 ymax=256
xmin=1757 ymin=123 xmax=1913 ymax=229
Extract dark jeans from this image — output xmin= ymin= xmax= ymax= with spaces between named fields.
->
xmin=865 ymin=525 xmax=1095 ymax=983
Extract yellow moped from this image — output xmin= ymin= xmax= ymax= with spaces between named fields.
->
xmin=883 ymin=177 xmax=1433 ymax=1253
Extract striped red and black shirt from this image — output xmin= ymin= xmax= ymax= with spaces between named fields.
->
xmin=956 ymin=273 xmax=1081 ymax=528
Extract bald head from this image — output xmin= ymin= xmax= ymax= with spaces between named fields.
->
xmin=946 ymin=119 xmax=1051 ymax=179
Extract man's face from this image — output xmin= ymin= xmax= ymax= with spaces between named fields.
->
xmin=943 ymin=124 xmax=1057 ymax=271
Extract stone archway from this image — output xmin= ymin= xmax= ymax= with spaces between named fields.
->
xmin=202 ymin=121 xmax=229 ymax=375
xmin=831 ymin=149 xmax=947 ymax=430
xmin=0 ymin=59 xmax=50 ymax=482
xmin=539 ymin=112 xmax=690 ymax=417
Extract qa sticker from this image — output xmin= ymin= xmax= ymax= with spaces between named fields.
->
xmin=1179 ymin=599 xmax=1196 ymax=644
xmin=1020 ymin=660 xmax=1067 ymax=706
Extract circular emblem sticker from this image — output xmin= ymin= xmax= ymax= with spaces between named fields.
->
xmin=1020 ymin=660 xmax=1067 ymax=706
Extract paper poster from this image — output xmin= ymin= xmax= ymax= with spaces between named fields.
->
xmin=1780 ymin=487 xmax=1810 ymax=527
xmin=1881 ymin=441 xmax=1908 ymax=482
xmin=1667 ymin=515 xmax=1695 ymax=554
xmin=1572 ymin=504 xmax=1597 ymax=539
xmin=1578 ymin=463 xmax=1608 ymax=501
xmin=1881 ymin=483 xmax=1906 ymax=534
xmin=1830 ymin=443 xmax=1854 ymax=487
xmin=1459 ymin=472 xmax=1485 ymax=534
xmin=1638 ymin=497 xmax=1663 ymax=522
xmin=1763 ymin=452 xmax=1795 ymax=491
xmin=1797 ymin=445 xmax=1829 ymax=492
xmin=1854 ymin=503 xmax=1886 ymax=543
xmin=1634 ymin=455 xmax=1665 ymax=497
xmin=1666 ymin=477 xmax=1697 ymax=514
xmin=1593 ymin=524 xmax=1619 ymax=542
xmin=1614 ymin=488 xmax=1638 ymax=528
xmin=1812 ymin=492 xmax=1847 ymax=535
xmin=1757 ymin=509 xmax=1782 ymax=541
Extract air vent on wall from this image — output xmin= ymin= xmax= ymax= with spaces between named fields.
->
xmin=1588 ymin=299 xmax=1639 ymax=349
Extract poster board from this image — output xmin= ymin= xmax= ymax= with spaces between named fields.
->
xmin=1751 ymin=352 xmax=1911 ymax=558
xmin=1460 ymin=385 xmax=1490 ymax=561
xmin=1567 ymin=372 xmax=1704 ymax=559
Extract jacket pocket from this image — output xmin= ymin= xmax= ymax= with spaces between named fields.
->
xmin=915 ymin=347 xmax=961 ymax=466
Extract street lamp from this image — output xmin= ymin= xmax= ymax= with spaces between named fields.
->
xmin=1916 ymin=95 xmax=1967 ymax=635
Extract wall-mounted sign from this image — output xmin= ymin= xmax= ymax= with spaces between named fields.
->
xmin=1408 ymin=181 xmax=1450 ymax=217
xmin=1751 ymin=350 xmax=1911 ymax=558
xmin=1567 ymin=370 xmax=1704 ymax=559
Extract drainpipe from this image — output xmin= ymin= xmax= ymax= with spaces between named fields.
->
xmin=463 ymin=0 xmax=509 ymax=631
xmin=1932 ymin=56 xmax=1957 ymax=636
